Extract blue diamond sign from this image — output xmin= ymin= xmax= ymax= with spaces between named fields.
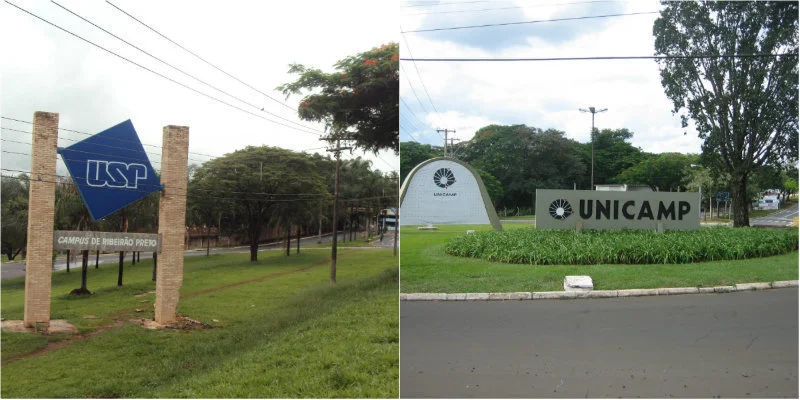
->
xmin=58 ymin=120 xmax=162 ymax=221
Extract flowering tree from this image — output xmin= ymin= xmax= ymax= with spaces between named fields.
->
xmin=278 ymin=43 xmax=399 ymax=154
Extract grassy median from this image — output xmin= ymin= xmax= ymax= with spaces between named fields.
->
xmin=400 ymin=224 xmax=798 ymax=293
xmin=1 ymin=249 xmax=398 ymax=398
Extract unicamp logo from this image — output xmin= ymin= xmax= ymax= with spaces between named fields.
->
xmin=549 ymin=198 xmax=573 ymax=221
xmin=433 ymin=168 xmax=456 ymax=189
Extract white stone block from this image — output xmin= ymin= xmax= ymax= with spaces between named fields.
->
xmin=564 ymin=275 xmax=593 ymax=291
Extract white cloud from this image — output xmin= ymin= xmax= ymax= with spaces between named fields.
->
xmin=399 ymin=0 xmax=702 ymax=155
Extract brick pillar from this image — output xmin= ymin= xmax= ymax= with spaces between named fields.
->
xmin=155 ymin=125 xmax=189 ymax=324
xmin=23 ymin=112 xmax=59 ymax=328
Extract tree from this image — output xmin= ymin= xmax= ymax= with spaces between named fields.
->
xmin=278 ymin=43 xmax=399 ymax=154
xmin=1 ymin=175 xmax=29 ymax=260
xmin=653 ymin=1 xmax=799 ymax=226
xmin=577 ymin=128 xmax=648 ymax=188
xmin=461 ymin=124 xmax=585 ymax=210
xmin=614 ymin=153 xmax=698 ymax=192
xmin=189 ymin=146 xmax=328 ymax=262
xmin=399 ymin=141 xmax=441 ymax=183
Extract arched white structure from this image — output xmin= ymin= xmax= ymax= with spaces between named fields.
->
xmin=400 ymin=157 xmax=502 ymax=230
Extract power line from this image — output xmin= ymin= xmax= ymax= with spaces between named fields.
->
xmin=105 ymin=0 xmax=299 ymax=114
xmin=1 ymin=170 xmax=396 ymax=203
xmin=399 ymin=63 xmax=444 ymax=140
xmin=401 ymin=0 xmax=619 ymax=16
xmin=399 ymin=97 xmax=434 ymax=132
xmin=3 ymin=117 xmax=216 ymax=160
xmin=401 ymin=10 xmax=658 ymax=33
xmin=51 ymin=0 xmax=321 ymax=135
xmin=4 ymin=1 xmax=320 ymax=137
xmin=400 ymin=26 xmax=446 ymax=130
xmin=400 ymin=53 xmax=800 ymax=62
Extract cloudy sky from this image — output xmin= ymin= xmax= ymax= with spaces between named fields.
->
xmin=399 ymin=0 xmax=704 ymax=155
xmin=1 ymin=0 xmax=398 ymax=179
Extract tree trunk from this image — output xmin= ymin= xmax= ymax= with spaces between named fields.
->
xmin=117 ymin=251 xmax=124 ymax=286
xmin=118 ymin=208 xmax=127 ymax=285
xmin=81 ymin=250 xmax=89 ymax=291
xmin=137 ymin=252 xmax=140 ymax=263
xmin=731 ymin=172 xmax=750 ymax=227
xmin=95 ymin=250 xmax=99 ymax=269
xmin=131 ymin=250 xmax=136 ymax=265
xmin=296 ymin=225 xmax=301 ymax=254
xmin=152 ymin=252 xmax=157 ymax=281
xmin=249 ymin=237 xmax=258 ymax=262
xmin=285 ymin=224 xmax=291 ymax=256
xmin=66 ymin=250 xmax=70 ymax=273
xmin=11 ymin=247 xmax=22 ymax=261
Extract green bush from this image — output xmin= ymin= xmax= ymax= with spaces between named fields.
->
xmin=444 ymin=227 xmax=799 ymax=265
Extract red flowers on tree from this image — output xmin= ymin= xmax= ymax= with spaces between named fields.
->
xmin=363 ymin=59 xmax=378 ymax=67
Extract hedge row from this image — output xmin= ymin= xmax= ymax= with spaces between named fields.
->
xmin=444 ymin=227 xmax=799 ymax=265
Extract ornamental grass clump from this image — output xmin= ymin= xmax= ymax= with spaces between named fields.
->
xmin=444 ymin=227 xmax=798 ymax=265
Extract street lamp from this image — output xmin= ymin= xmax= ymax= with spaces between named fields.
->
xmin=690 ymin=164 xmax=711 ymax=221
xmin=579 ymin=106 xmax=607 ymax=190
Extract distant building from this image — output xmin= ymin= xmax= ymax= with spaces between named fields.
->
xmin=594 ymin=184 xmax=654 ymax=192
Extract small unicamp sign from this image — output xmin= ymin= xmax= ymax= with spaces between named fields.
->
xmin=535 ymin=189 xmax=700 ymax=231
xmin=58 ymin=120 xmax=162 ymax=221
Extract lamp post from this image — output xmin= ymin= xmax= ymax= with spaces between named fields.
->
xmin=579 ymin=106 xmax=607 ymax=190
xmin=690 ymin=164 xmax=711 ymax=222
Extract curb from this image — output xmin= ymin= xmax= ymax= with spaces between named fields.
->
xmin=400 ymin=280 xmax=798 ymax=301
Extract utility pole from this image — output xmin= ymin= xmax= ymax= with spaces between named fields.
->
xmin=579 ymin=107 xmax=607 ymax=190
xmin=321 ymin=132 xmax=351 ymax=284
xmin=437 ymin=129 xmax=456 ymax=157
xmin=447 ymin=137 xmax=461 ymax=158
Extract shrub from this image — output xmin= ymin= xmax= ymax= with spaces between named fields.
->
xmin=444 ymin=227 xmax=799 ymax=265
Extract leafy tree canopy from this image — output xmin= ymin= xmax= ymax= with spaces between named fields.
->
xmin=278 ymin=43 xmax=399 ymax=155
xmin=653 ymin=1 xmax=798 ymax=225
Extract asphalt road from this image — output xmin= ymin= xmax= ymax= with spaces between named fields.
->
xmin=400 ymin=289 xmax=798 ymax=398
xmin=0 ymin=230 xmax=395 ymax=280
xmin=751 ymin=203 xmax=799 ymax=227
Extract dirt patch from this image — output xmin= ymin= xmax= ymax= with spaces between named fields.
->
xmin=134 ymin=291 xmax=155 ymax=298
xmin=2 ymin=320 xmax=125 ymax=365
xmin=130 ymin=315 xmax=212 ymax=331
xmin=1 ymin=319 xmax=78 ymax=334
xmin=180 ymin=255 xmax=336 ymax=300
xmin=69 ymin=287 xmax=92 ymax=296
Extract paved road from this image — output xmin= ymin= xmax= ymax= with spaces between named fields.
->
xmin=1 ymin=231 xmax=393 ymax=280
xmin=751 ymin=203 xmax=799 ymax=227
xmin=401 ymin=289 xmax=798 ymax=398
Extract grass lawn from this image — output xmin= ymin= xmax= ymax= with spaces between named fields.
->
xmin=400 ymin=224 xmax=799 ymax=293
xmin=1 ymin=249 xmax=398 ymax=398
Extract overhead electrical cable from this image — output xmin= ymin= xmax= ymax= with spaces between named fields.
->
xmin=4 ymin=1 xmax=321 ymax=137
xmin=399 ymin=97 xmax=434 ymax=132
xmin=400 ymin=26 xmax=447 ymax=130
xmin=51 ymin=1 xmax=322 ymax=135
xmin=401 ymin=10 xmax=658 ymax=33
xmin=399 ymin=63 xmax=443 ymax=140
xmin=105 ymin=0 xmax=300 ymax=113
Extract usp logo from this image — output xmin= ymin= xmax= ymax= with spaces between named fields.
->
xmin=58 ymin=120 xmax=162 ymax=221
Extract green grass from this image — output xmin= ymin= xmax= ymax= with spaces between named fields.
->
xmin=400 ymin=224 xmax=799 ymax=293
xmin=2 ymin=249 xmax=398 ymax=398
xmin=446 ymin=226 xmax=798 ymax=265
